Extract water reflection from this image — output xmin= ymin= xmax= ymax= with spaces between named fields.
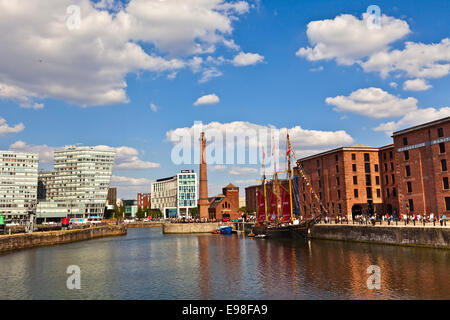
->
xmin=0 ymin=229 xmax=448 ymax=299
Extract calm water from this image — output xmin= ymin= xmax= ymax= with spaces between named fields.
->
xmin=0 ymin=228 xmax=449 ymax=299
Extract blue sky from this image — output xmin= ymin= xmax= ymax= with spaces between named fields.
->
xmin=0 ymin=0 xmax=449 ymax=198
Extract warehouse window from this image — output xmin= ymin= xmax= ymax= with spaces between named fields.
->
xmin=442 ymin=159 xmax=447 ymax=172
xmin=438 ymin=127 xmax=444 ymax=138
xmin=443 ymin=177 xmax=449 ymax=190
xmin=403 ymin=137 xmax=408 ymax=146
xmin=446 ymin=197 xmax=450 ymax=211
xmin=407 ymin=181 xmax=412 ymax=193
xmin=408 ymin=199 xmax=414 ymax=212
xmin=439 ymin=143 xmax=446 ymax=154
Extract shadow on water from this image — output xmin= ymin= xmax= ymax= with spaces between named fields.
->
xmin=0 ymin=228 xmax=448 ymax=299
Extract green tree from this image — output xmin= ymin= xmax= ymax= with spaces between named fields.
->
xmin=240 ymin=206 xmax=251 ymax=214
xmin=136 ymin=207 xmax=145 ymax=219
xmin=190 ymin=207 xmax=198 ymax=217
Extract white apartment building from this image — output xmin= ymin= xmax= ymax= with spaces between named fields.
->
xmin=37 ymin=146 xmax=115 ymax=220
xmin=151 ymin=170 xmax=197 ymax=219
xmin=0 ymin=151 xmax=39 ymax=221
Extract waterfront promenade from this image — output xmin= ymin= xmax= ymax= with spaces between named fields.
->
xmin=0 ymin=224 xmax=126 ymax=254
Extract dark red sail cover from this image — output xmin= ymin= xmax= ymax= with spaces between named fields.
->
xmin=256 ymin=187 xmax=266 ymax=223
xmin=280 ymin=186 xmax=292 ymax=222
xmin=268 ymin=188 xmax=278 ymax=222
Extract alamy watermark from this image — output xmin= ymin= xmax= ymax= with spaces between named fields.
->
xmin=66 ymin=265 xmax=81 ymax=290
xmin=169 ymin=121 xmax=283 ymax=171
xmin=66 ymin=5 xmax=81 ymax=30
xmin=366 ymin=265 xmax=381 ymax=290
xmin=366 ymin=5 xmax=381 ymax=30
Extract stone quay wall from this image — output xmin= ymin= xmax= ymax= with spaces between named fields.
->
xmin=125 ymin=222 xmax=163 ymax=229
xmin=0 ymin=225 xmax=127 ymax=254
xmin=162 ymin=222 xmax=234 ymax=234
xmin=309 ymin=224 xmax=450 ymax=249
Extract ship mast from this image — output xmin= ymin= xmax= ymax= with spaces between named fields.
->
xmin=262 ymin=146 xmax=268 ymax=222
xmin=273 ymin=135 xmax=280 ymax=222
xmin=287 ymin=133 xmax=294 ymax=222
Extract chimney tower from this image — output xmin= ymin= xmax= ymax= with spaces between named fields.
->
xmin=198 ymin=132 xmax=209 ymax=219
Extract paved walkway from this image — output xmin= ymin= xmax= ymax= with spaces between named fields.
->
xmin=316 ymin=221 xmax=449 ymax=228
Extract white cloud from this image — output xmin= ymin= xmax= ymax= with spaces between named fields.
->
xmin=325 ymin=87 xmax=418 ymax=119
xmin=296 ymin=13 xmax=410 ymax=65
xmin=362 ymin=38 xmax=450 ymax=79
xmin=94 ymin=145 xmax=160 ymax=169
xmin=0 ymin=83 xmax=44 ymax=109
xmin=150 ymin=103 xmax=158 ymax=112
xmin=110 ymin=175 xmax=152 ymax=199
xmin=8 ymin=141 xmax=159 ymax=169
xmin=229 ymin=166 xmax=258 ymax=175
xmin=403 ymin=78 xmax=432 ymax=91
xmin=389 ymin=82 xmax=398 ymax=88
xmin=310 ymin=66 xmax=323 ymax=72
xmin=0 ymin=118 xmax=25 ymax=136
xmin=233 ymin=179 xmax=259 ymax=185
xmin=211 ymin=165 xmax=227 ymax=171
xmin=110 ymin=175 xmax=152 ymax=187
xmin=232 ymin=52 xmax=265 ymax=66
xmin=374 ymin=107 xmax=450 ymax=135
xmin=9 ymin=141 xmax=54 ymax=163
xmin=198 ymin=67 xmax=223 ymax=83
xmin=194 ymin=94 xmax=220 ymax=106
xmin=166 ymin=121 xmax=354 ymax=160
xmin=0 ymin=0 xmax=252 ymax=107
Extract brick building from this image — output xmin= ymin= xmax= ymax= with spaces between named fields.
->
xmin=245 ymin=180 xmax=289 ymax=213
xmin=242 ymin=117 xmax=450 ymax=221
xmin=392 ymin=117 xmax=450 ymax=216
xmin=378 ymin=144 xmax=399 ymax=216
xmin=296 ymin=145 xmax=384 ymax=220
xmin=208 ymin=183 xmax=240 ymax=221
xmin=137 ymin=192 xmax=151 ymax=209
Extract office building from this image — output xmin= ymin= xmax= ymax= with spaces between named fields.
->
xmin=0 ymin=151 xmax=39 ymax=221
xmin=392 ymin=117 xmax=450 ymax=216
xmin=37 ymin=146 xmax=115 ymax=220
xmin=151 ymin=170 xmax=197 ymax=219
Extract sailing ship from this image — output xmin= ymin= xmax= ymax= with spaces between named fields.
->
xmin=253 ymin=133 xmax=320 ymax=239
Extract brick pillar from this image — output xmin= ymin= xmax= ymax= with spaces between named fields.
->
xmin=198 ymin=132 xmax=209 ymax=219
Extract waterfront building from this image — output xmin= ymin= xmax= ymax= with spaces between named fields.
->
xmin=137 ymin=192 xmax=151 ymax=209
xmin=0 ymin=151 xmax=39 ymax=221
xmin=296 ymin=145 xmax=383 ymax=220
xmin=37 ymin=146 xmax=115 ymax=220
xmin=378 ymin=144 xmax=399 ymax=216
xmin=151 ymin=170 xmax=197 ymax=219
xmin=245 ymin=180 xmax=289 ymax=214
xmin=107 ymin=188 xmax=117 ymax=209
xmin=208 ymin=183 xmax=240 ymax=221
xmin=392 ymin=117 xmax=450 ymax=216
xmin=123 ymin=199 xmax=138 ymax=217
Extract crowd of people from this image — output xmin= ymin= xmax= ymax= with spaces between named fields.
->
xmin=322 ymin=213 xmax=448 ymax=226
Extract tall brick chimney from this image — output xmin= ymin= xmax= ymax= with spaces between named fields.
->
xmin=198 ymin=132 xmax=209 ymax=219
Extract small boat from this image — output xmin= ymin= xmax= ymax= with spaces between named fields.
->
xmin=217 ymin=226 xmax=232 ymax=235
xmin=254 ymin=234 xmax=266 ymax=239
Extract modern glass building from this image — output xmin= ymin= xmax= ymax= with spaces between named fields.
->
xmin=37 ymin=146 xmax=115 ymax=220
xmin=0 ymin=151 xmax=39 ymax=222
xmin=151 ymin=170 xmax=197 ymax=219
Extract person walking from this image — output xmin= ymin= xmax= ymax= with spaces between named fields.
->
xmin=443 ymin=214 xmax=447 ymax=226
